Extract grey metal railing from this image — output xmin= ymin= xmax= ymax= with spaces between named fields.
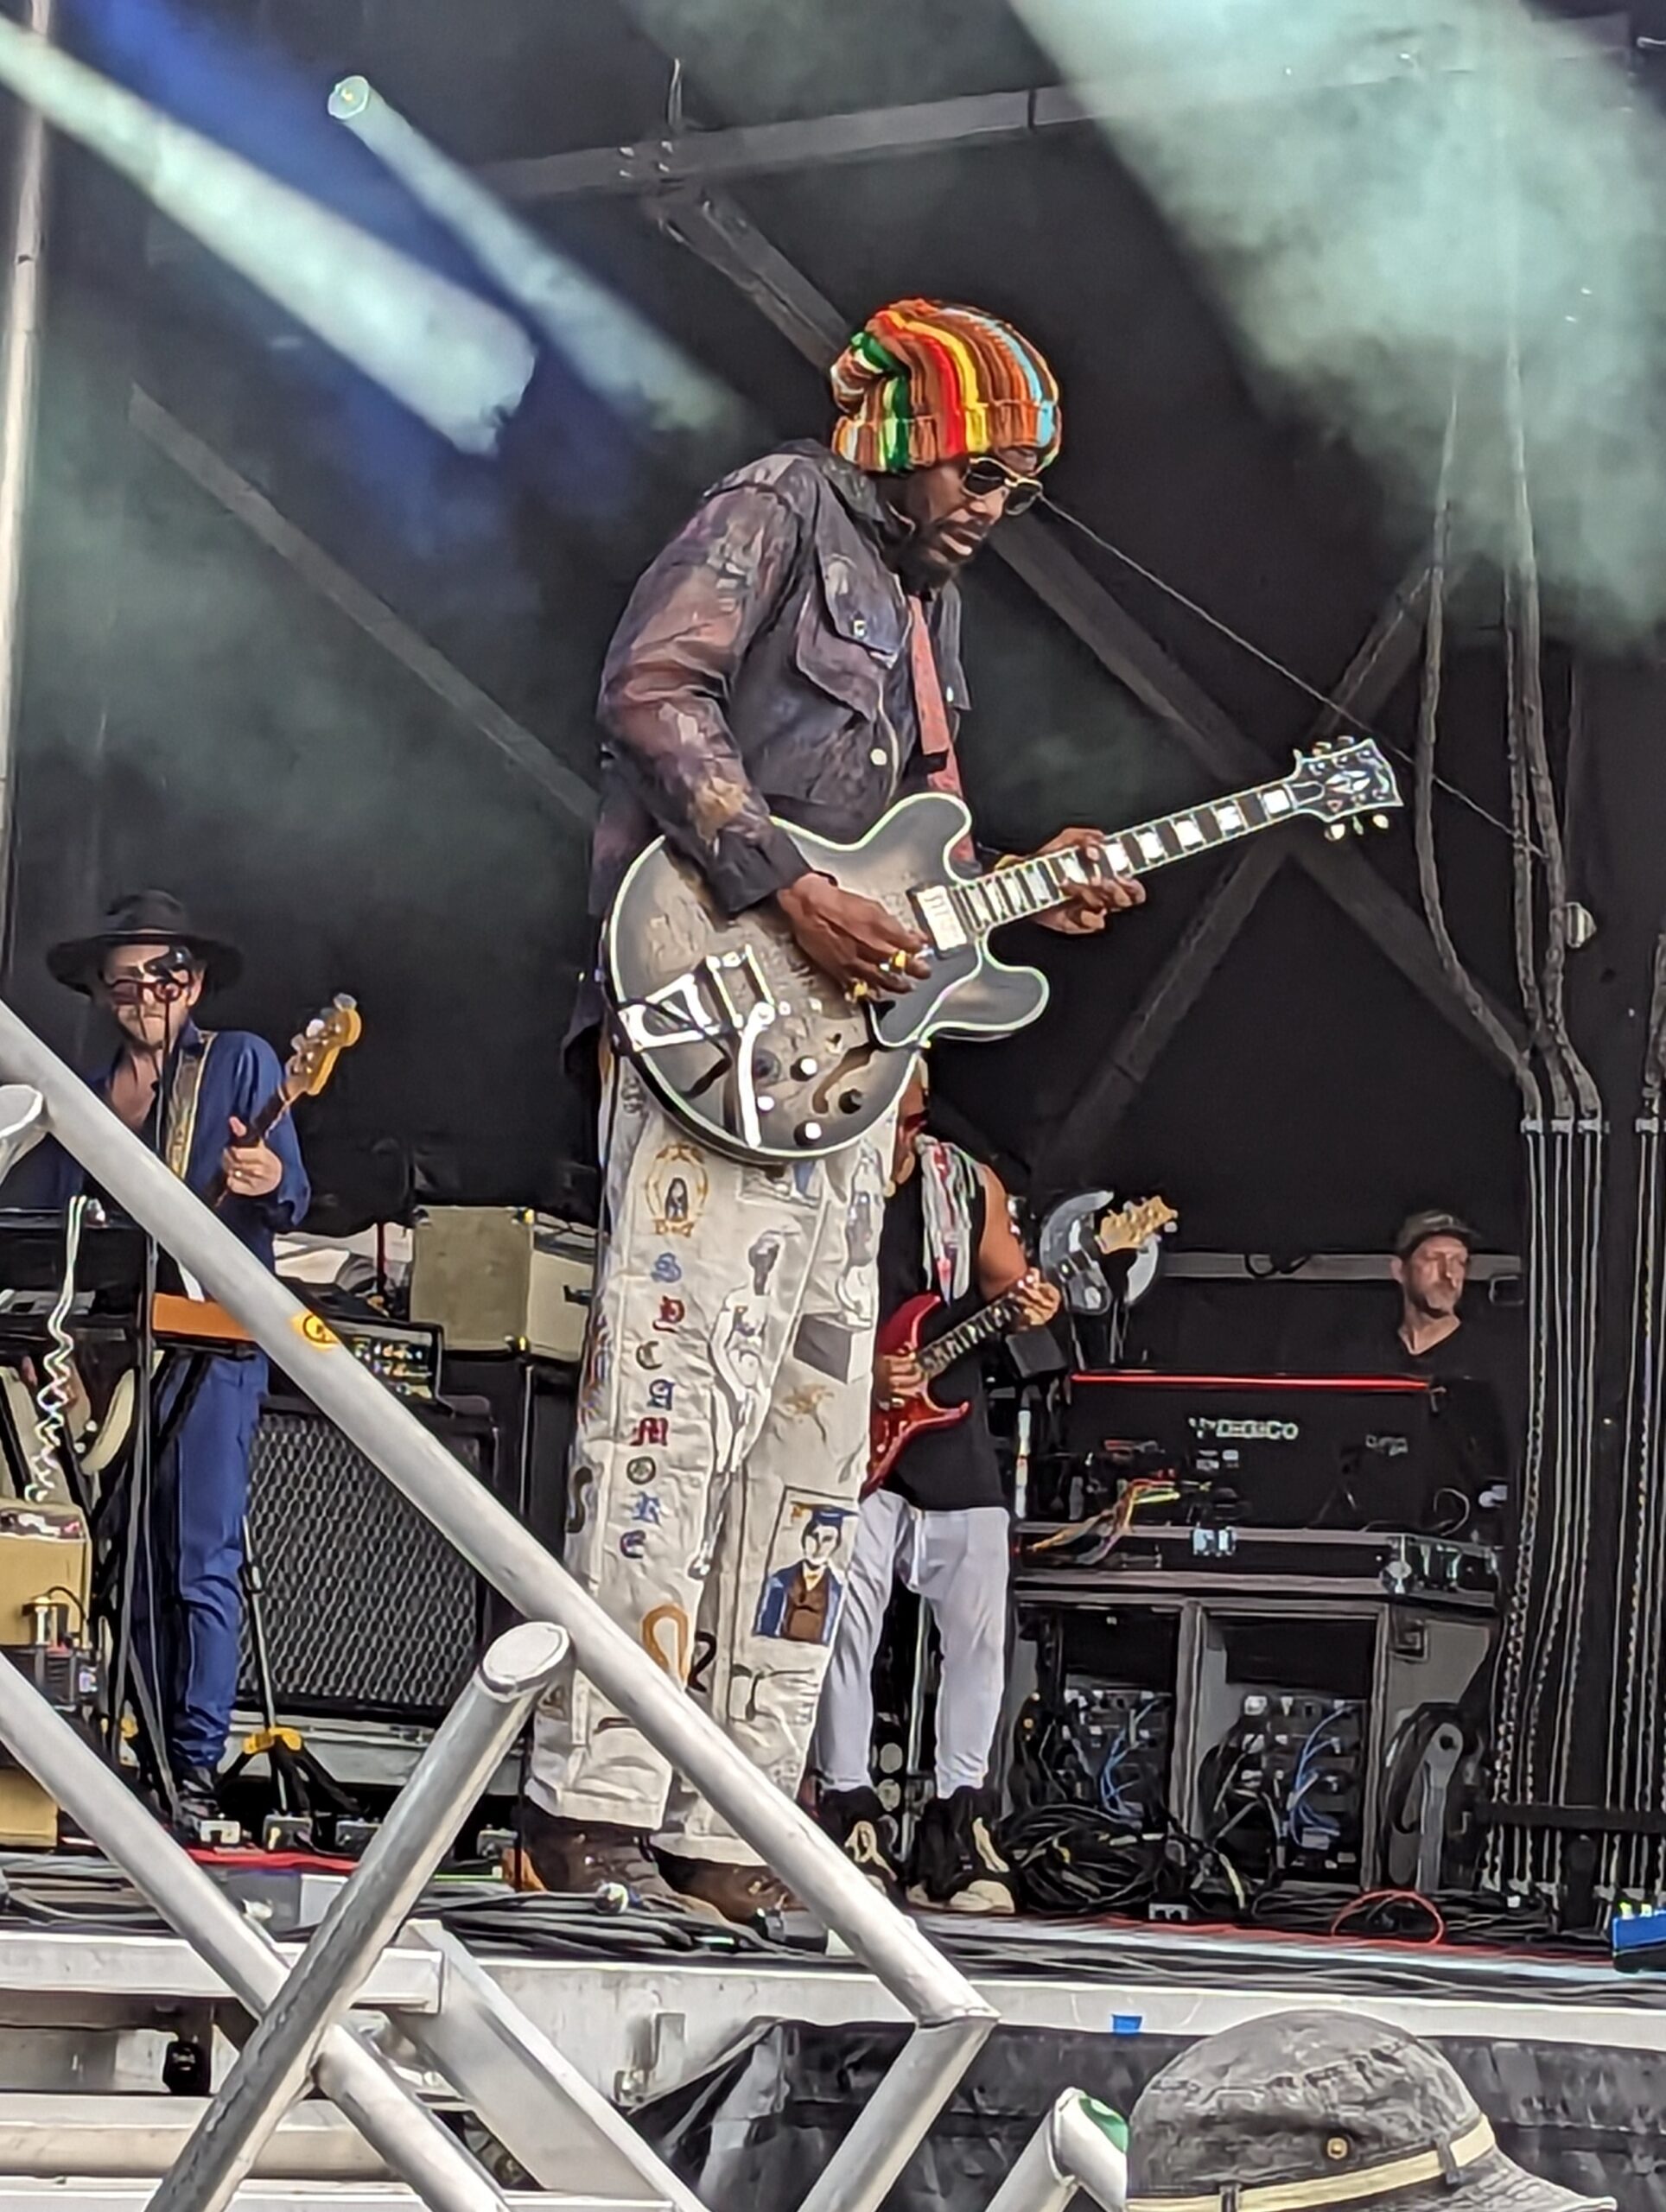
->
xmin=150 ymin=1622 xmax=567 ymax=2212
xmin=0 ymin=1628 xmax=510 ymax=2212
xmin=987 ymin=2093 xmax=1129 ymax=2212
xmin=0 ymin=1000 xmax=996 ymax=2212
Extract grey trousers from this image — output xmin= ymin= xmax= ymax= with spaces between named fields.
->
xmin=812 ymin=1488 xmax=1011 ymax=1799
xmin=529 ymin=1064 xmax=892 ymax=1863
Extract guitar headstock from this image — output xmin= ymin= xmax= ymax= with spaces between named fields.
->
xmin=1094 ymin=1195 xmax=1178 ymax=1257
xmin=1282 ymin=739 xmax=1402 ymax=838
xmin=285 ymin=995 xmax=362 ymax=1100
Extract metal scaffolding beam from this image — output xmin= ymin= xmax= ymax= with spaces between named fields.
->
xmin=654 ymin=188 xmax=1523 ymax=1071
xmin=128 ymin=389 xmax=597 ymax=829
xmin=482 ymin=14 xmax=1628 ymax=202
xmin=1037 ymin=555 xmax=1447 ymax=1182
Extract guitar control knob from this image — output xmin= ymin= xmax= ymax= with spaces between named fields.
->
xmin=837 ymin=1090 xmax=863 ymax=1115
xmin=792 ymin=1056 xmax=819 ymax=1079
xmin=756 ymin=1096 xmax=776 ymax=1116
xmin=794 ymin=1121 xmax=824 ymax=1147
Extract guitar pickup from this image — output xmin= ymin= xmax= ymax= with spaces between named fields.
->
xmin=912 ymin=884 xmax=968 ymax=953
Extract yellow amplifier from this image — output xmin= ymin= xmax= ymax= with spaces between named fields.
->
xmin=409 ymin=1207 xmax=595 ymax=1363
xmin=0 ymin=1501 xmax=93 ymax=1849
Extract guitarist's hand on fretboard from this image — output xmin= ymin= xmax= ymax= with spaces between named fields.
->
xmin=218 ymin=1115 xmax=284 ymax=1203
xmin=1025 ymin=826 xmax=1146 ymax=936
xmin=1008 ymin=1268 xmax=1063 ymax=1326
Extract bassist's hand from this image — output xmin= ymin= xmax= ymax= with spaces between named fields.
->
xmin=220 ymin=1117 xmax=283 ymax=1200
xmin=775 ymin=874 xmax=930 ymax=995
xmin=874 ymin=1348 xmax=927 ymax=1410
xmin=1023 ymin=827 xmax=1144 ymax=936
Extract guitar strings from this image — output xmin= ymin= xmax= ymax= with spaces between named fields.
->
xmin=1040 ymin=495 xmax=1536 ymax=855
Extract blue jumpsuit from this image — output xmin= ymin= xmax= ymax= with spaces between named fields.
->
xmin=38 ymin=1023 xmax=309 ymax=1770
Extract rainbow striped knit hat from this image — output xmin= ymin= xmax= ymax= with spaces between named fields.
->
xmin=830 ymin=298 xmax=1062 ymax=475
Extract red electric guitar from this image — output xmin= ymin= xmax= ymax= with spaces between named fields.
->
xmin=864 ymin=1194 xmax=1177 ymax=1497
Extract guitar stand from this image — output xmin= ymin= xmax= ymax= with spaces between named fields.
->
xmin=224 ymin=1514 xmax=360 ymax=1853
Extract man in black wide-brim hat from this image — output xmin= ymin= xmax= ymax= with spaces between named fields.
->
xmin=31 ymin=891 xmax=309 ymax=1834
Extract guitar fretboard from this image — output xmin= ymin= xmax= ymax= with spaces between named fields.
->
xmin=946 ymin=775 xmax=1302 ymax=938
xmin=919 ymin=1286 xmax=1027 ymax=1380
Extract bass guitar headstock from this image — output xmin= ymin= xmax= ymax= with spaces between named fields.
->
xmin=284 ymin=995 xmax=362 ymax=1102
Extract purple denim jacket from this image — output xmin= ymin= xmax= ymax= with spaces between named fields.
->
xmin=573 ymin=442 xmax=970 ymax=1037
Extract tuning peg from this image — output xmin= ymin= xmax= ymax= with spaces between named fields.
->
xmin=1351 ymin=819 xmax=1364 ymax=835
xmin=1325 ymin=822 xmax=1348 ymax=841
xmin=1371 ymin=813 xmax=1390 ymax=830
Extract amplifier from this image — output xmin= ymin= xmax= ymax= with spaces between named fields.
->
xmin=410 ymin=1208 xmax=595 ymax=1363
xmin=240 ymin=1403 xmax=490 ymax=1719
xmin=0 ymin=1503 xmax=95 ymax=1847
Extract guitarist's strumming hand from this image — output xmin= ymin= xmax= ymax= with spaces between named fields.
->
xmin=774 ymin=873 xmax=930 ymax=996
xmin=874 ymin=1346 xmax=927 ymax=1412
xmin=1021 ymin=826 xmax=1145 ymax=937
xmin=219 ymin=1116 xmax=283 ymax=1201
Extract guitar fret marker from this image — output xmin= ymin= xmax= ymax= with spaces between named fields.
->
xmin=1175 ymin=817 xmax=1205 ymax=849
xmin=1136 ymin=830 xmax=1166 ymax=864
xmin=1214 ymin=804 xmax=1244 ymax=833
xmin=1262 ymin=787 xmax=1293 ymax=815
xmin=1104 ymin=841 xmax=1130 ymax=874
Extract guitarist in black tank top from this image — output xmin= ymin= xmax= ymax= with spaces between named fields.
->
xmin=811 ymin=1065 xmax=1059 ymax=1911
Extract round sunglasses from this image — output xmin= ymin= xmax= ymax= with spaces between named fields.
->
xmin=960 ymin=454 xmax=1045 ymax=515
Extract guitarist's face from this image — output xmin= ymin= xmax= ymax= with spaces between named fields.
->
xmin=99 ymin=943 xmax=204 ymax=1055
xmin=888 ymin=446 xmax=1040 ymax=582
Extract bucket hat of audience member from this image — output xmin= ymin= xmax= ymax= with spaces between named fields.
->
xmin=48 ymin=890 xmax=243 ymax=997
xmin=1127 ymin=2008 xmax=1614 ymax=2212
xmin=1394 ymin=1209 xmax=1478 ymax=1261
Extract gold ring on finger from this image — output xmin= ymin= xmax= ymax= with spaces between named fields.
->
xmin=849 ymin=980 xmax=871 ymax=1003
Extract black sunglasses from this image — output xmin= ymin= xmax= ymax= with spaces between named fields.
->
xmin=101 ymin=950 xmax=196 ymax=1006
xmin=960 ymin=454 xmax=1045 ymax=515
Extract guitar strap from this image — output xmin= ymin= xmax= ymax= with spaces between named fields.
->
xmin=164 ymin=1032 xmax=216 ymax=1185
xmin=907 ymin=601 xmax=976 ymax=863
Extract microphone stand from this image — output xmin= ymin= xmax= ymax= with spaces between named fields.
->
xmin=109 ymin=996 xmax=182 ymax=1824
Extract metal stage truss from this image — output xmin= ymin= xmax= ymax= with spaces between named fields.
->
xmin=0 ymin=1006 xmax=1129 ymax=2212
xmin=0 ymin=1915 xmax=1655 ymax=2202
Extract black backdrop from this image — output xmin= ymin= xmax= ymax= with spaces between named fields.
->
xmin=5 ymin=0 xmax=1624 ymax=1255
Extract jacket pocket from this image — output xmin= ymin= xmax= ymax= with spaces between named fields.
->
xmin=793 ymin=544 xmax=905 ymax=717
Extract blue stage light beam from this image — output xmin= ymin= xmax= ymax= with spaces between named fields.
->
xmin=0 ymin=17 xmax=533 ymax=453
xmin=328 ymin=75 xmax=746 ymax=444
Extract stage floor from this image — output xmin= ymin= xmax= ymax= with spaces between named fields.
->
xmin=479 ymin=1910 xmax=1666 ymax=2107
xmin=0 ymin=1899 xmax=1658 ymax=2203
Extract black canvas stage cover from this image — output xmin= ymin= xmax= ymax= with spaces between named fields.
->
xmin=639 ymin=2018 xmax=1659 ymax=2209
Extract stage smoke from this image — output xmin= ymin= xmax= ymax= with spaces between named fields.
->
xmin=1015 ymin=0 xmax=1666 ymax=642
xmin=328 ymin=75 xmax=746 ymax=445
xmin=0 ymin=17 xmax=533 ymax=453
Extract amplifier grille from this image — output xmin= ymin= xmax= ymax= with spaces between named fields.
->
xmin=240 ymin=1408 xmax=480 ymax=1718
